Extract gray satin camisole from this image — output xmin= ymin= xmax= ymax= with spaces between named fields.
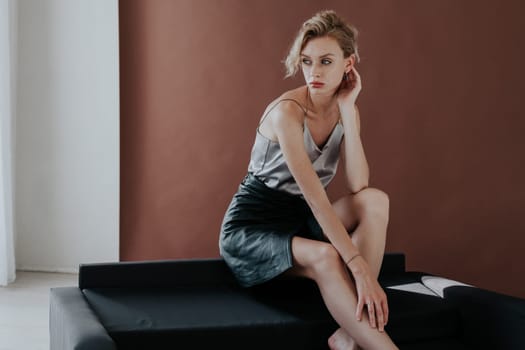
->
xmin=247 ymin=99 xmax=344 ymax=196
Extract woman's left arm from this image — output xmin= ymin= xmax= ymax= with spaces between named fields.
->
xmin=338 ymin=68 xmax=369 ymax=193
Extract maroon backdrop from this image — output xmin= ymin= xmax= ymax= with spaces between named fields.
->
xmin=119 ymin=0 xmax=525 ymax=298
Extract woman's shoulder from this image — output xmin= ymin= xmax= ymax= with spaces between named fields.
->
xmin=258 ymin=87 xmax=307 ymax=137
xmin=277 ymin=86 xmax=307 ymax=107
xmin=267 ymin=86 xmax=308 ymax=118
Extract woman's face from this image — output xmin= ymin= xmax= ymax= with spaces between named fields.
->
xmin=300 ymin=36 xmax=353 ymax=96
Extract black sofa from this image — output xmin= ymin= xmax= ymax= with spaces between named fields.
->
xmin=49 ymin=253 xmax=525 ymax=350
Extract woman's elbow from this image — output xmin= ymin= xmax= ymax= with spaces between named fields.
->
xmin=345 ymin=170 xmax=369 ymax=194
xmin=348 ymin=182 xmax=369 ymax=195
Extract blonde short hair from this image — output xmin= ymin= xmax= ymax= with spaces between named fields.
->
xmin=284 ymin=10 xmax=360 ymax=78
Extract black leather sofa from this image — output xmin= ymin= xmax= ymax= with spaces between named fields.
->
xmin=49 ymin=253 xmax=525 ymax=350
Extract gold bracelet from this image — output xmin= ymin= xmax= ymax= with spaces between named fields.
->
xmin=345 ymin=253 xmax=361 ymax=266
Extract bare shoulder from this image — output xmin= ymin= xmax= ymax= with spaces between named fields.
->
xmin=272 ymin=87 xmax=308 ymax=119
xmin=259 ymin=87 xmax=307 ymax=140
xmin=268 ymin=99 xmax=304 ymax=127
xmin=279 ymin=86 xmax=307 ymax=102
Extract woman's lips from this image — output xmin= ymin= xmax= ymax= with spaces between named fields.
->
xmin=310 ymin=82 xmax=325 ymax=88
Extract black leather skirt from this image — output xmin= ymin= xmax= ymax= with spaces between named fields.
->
xmin=219 ymin=173 xmax=324 ymax=287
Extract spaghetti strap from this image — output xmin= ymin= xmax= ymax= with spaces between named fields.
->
xmin=258 ymin=98 xmax=308 ymax=127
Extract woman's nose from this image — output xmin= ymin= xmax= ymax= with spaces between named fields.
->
xmin=311 ymin=69 xmax=321 ymax=78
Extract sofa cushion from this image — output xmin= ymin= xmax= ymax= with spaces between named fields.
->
xmin=83 ymin=274 xmax=462 ymax=349
xmin=83 ymin=283 xmax=334 ymax=350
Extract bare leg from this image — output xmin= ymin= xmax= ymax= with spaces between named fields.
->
xmin=287 ymin=237 xmax=397 ymax=350
xmin=327 ymin=188 xmax=391 ymax=349
xmin=332 ymin=187 xmax=390 ymax=277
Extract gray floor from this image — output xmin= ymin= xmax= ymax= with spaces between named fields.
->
xmin=0 ymin=271 xmax=77 ymax=350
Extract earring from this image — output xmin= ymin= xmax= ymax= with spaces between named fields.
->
xmin=343 ymin=72 xmax=349 ymax=81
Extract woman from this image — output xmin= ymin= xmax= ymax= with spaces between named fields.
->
xmin=219 ymin=10 xmax=398 ymax=350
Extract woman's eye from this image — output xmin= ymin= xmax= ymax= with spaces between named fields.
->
xmin=321 ymin=59 xmax=332 ymax=65
xmin=302 ymin=59 xmax=312 ymax=65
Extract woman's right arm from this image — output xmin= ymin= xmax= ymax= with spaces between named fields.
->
xmin=270 ymin=102 xmax=359 ymax=263
xmin=270 ymin=101 xmax=388 ymax=331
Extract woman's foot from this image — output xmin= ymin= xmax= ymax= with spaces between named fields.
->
xmin=328 ymin=327 xmax=360 ymax=350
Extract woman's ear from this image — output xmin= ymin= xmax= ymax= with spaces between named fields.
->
xmin=345 ymin=54 xmax=356 ymax=73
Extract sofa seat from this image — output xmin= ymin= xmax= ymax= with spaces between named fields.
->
xmin=83 ymin=284 xmax=331 ymax=350
xmin=82 ymin=271 xmax=463 ymax=349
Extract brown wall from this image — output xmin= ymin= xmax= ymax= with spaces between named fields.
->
xmin=120 ymin=0 xmax=525 ymax=298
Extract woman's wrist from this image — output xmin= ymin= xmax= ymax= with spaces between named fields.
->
xmin=344 ymin=252 xmax=361 ymax=266
xmin=345 ymin=253 xmax=365 ymax=275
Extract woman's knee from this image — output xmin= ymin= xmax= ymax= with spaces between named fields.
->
xmin=311 ymin=243 xmax=345 ymax=278
xmin=354 ymin=188 xmax=389 ymax=220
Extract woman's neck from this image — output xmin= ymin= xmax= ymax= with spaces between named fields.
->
xmin=306 ymin=87 xmax=338 ymax=118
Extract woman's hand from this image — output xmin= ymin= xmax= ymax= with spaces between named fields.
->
xmin=348 ymin=255 xmax=389 ymax=332
xmin=336 ymin=67 xmax=362 ymax=115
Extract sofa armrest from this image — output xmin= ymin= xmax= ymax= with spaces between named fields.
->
xmin=50 ymin=287 xmax=116 ymax=350
xmin=444 ymin=286 xmax=525 ymax=348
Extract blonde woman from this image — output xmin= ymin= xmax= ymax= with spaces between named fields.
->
xmin=220 ymin=10 xmax=398 ymax=350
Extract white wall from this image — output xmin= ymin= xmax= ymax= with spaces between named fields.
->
xmin=15 ymin=0 xmax=119 ymax=272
